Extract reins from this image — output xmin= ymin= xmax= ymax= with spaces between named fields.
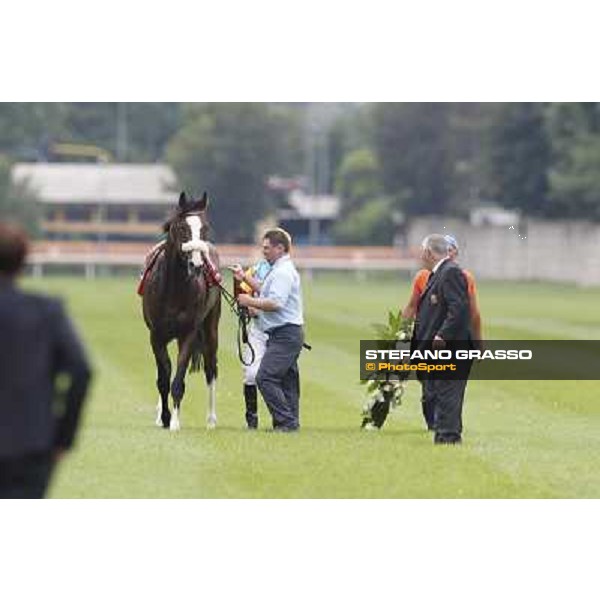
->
xmin=207 ymin=270 xmax=256 ymax=367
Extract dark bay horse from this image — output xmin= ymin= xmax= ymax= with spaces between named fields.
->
xmin=142 ymin=192 xmax=221 ymax=430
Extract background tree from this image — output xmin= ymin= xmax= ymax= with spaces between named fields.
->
xmin=334 ymin=147 xmax=382 ymax=215
xmin=545 ymin=102 xmax=600 ymax=219
xmin=445 ymin=103 xmax=496 ymax=214
xmin=483 ymin=103 xmax=551 ymax=215
xmin=330 ymin=147 xmax=393 ymax=245
xmin=548 ymin=136 xmax=600 ymax=219
xmin=166 ymin=103 xmax=302 ymax=242
xmin=0 ymin=155 xmax=40 ymax=235
xmin=371 ymin=103 xmax=454 ymax=216
xmin=327 ymin=105 xmax=373 ymax=194
xmin=0 ymin=103 xmax=182 ymax=163
xmin=330 ymin=197 xmax=396 ymax=245
xmin=0 ymin=103 xmax=69 ymax=158
xmin=60 ymin=103 xmax=182 ymax=161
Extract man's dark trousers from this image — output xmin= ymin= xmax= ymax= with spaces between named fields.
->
xmin=0 ymin=453 xmax=54 ymax=498
xmin=423 ymin=363 xmax=472 ymax=443
xmin=420 ymin=376 xmax=466 ymax=433
xmin=256 ymin=324 xmax=303 ymax=430
xmin=417 ymin=371 xmax=435 ymax=430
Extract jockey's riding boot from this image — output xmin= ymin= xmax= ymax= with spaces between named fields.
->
xmin=371 ymin=396 xmax=391 ymax=428
xmin=244 ymin=384 xmax=258 ymax=429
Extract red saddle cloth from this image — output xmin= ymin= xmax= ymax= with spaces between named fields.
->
xmin=137 ymin=246 xmax=164 ymax=296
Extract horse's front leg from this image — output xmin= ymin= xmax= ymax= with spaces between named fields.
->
xmin=169 ymin=333 xmax=195 ymax=431
xmin=151 ymin=334 xmax=171 ymax=429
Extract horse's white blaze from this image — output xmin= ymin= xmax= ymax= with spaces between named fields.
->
xmin=170 ymin=407 xmax=181 ymax=431
xmin=155 ymin=398 xmax=162 ymax=427
xmin=206 ymin=379 xmax=217 ymax=429
xmin=185 ymin=215 xmax=204 ymax=266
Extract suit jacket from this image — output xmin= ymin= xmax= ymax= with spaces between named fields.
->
xmin=0 ymin=281 xmax=92 ymax=459
xmin=412 ymin=259 xmax=473 ymax=353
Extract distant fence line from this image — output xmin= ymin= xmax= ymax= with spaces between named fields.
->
xmin=27 ymin=241 xmax=418 ymax=278
xmin=27 ymin=217 xmax=598 ymax=285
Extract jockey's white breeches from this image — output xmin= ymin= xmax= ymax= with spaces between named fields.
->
xmin=242 ymin=323 xmax=268 ymax=385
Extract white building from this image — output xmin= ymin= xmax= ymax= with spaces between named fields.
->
xmin=277 ymin=189 xmax=341 ymax=245
xmin=12 ymin=163 xmax=178 ymax=241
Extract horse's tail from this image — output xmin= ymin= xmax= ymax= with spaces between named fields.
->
xmin=189 ymin=327 xmax=204 ymax=373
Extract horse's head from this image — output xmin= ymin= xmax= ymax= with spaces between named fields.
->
xmin=164 ymin=191 xmax=212 ymax=278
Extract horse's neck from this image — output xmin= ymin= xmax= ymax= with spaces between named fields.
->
xmin=162 ymin=244 xmax=193 ymax=296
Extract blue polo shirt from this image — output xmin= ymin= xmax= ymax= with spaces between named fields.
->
xmin=257 ymin=254 xmax=304 ymax=333
xmin=252 ymin=259 xmax=272 ymax=284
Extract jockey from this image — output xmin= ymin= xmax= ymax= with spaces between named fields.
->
xmin=231 ymin=257 xmax=272 ymax=429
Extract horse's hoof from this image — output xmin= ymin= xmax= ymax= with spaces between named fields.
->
xmin=206 ymin=417 xmax=217 ymax=430
xmin=161 ymin=413 xmax=171 ymax=429
xmin=362 ymin=423 xmax=379 ymax=431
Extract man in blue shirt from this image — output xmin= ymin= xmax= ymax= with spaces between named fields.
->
xmin=237 ymin=228 xmax=304 ymax=432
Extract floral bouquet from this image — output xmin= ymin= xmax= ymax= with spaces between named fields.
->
xmin=360 ymin=311 xmax=414 ymax=430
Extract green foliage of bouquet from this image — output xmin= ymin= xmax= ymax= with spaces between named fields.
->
xmin=370 ymin=310 xmax=413 ymax=342
xmin=360 ymin=311 xmax=414 ymax=430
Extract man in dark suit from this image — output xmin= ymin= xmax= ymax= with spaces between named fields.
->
xmin=412 ymin=234 xmax=473 ymax=444
xmin=0 ymin=222 xmax=92 ymax=498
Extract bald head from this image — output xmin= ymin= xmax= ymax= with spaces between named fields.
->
xmin=0 ymin=222 xmax=29 ymax=277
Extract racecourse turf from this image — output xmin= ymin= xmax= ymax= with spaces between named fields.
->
xmin=24 ymin=273 xmax=600 ymax=498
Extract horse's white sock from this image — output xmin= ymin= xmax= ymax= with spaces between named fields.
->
xmin=170 ymin=407 xmax=181 ymax=431
xmin=155 ymin=398 xmax=162 ymax=427
xmin=207 ymin=379 xmax=217 ymax=429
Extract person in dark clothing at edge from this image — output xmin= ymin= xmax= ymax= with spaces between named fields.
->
xmin=0 ymin=222 xmax=92 ymax=498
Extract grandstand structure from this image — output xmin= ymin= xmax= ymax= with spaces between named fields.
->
xmin=12 ymin=162 xmax=176 ymax=243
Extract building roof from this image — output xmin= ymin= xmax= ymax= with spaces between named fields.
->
xmin=280 ymin=190 xmax=341 ymax=220
xmin=11 ymin=163 xmax=178 ymax=205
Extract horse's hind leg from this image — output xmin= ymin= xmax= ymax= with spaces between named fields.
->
xmin=203 ymin=300 xmax=220 ymax=429
xmin=151 ymin=335 xmax=171 ymax=428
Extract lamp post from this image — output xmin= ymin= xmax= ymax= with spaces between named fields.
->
xmin=116 ymin=102 xmax=128 ymax=162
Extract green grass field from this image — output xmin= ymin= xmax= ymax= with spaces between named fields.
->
xmin=25 ymin=273 xmax=600 ymax=498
